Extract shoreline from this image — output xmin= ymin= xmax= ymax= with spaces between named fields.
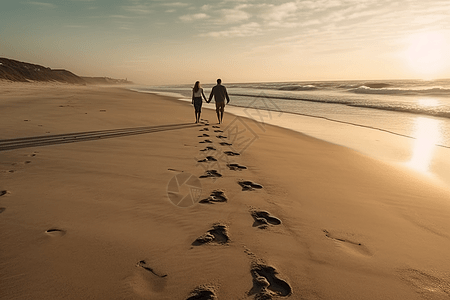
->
xmin=138 ymin=89 xmax=450 ymax=189
xmin=1 ymin=83 xmax=450 ymax=299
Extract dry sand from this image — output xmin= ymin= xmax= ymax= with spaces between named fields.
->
xmin=1 ymin=83 xmax=450 ymax=300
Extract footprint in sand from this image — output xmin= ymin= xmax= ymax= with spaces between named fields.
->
xmin=200 ymin=146 xmax=216 ymax=152
xmin=45 ymin=228 xmax=66 ymax=237
xmin=227 ymin=163 xmax=247 ymax=171
xmin=224 ymin=151 xmax=240 ymax=156
xmin=137 ymin=260 xmax=167 ymax=278
xmin=193 ymin=224 xmax=229 ymax=245
xmin=27 ymin=152 xmax=38 ymax=157
xmin=216 ymin=135 xmax=227 ymax=139
xmin=186 ymin=286 xmax=217 ymax=300
xmin=214 ymin=130 xmax=223 ymax=133
xmin=197 ymin=156 xmax=217 ymax=163
xmin=219 ymin=142 xmax=232 ymax=146
xmin=199 ymin=139 xmax=213 ymax=144
xmin=251 ymin=210 xmax=282 ymax=228
xmin=212 ymin=126 xmax=220 ymax=128
xmin=249 ymin=263 xmax=292 ymax=299
xmin=398 ymin=268 xmax=450 ymax=298
xmin=199 ymin=127 xmax=210 ymax=132
xmin=198 ymin=134 xmax=210 ymax=137
xmin=0 ymin=190 xmax=8 ymax=197
xmin=0 ymin=207 xmax=5 ymax=214
xmin=238 ymin=181 xmax=263 ymax=191
xmin=199 ymin=190 xmax=227 ymax=204
xmin=323 ymin=230 xmax=371 ymax=256
xmin=199 ymin=170 xmax=222 ymax=178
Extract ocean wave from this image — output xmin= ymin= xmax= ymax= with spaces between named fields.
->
xmin=347 ymin=104 xmax=450 ymax=119
xmin=229 ymin=93 xmax=450 ymax=120
xmin=278 ymin=85 xmax=318 ymax=91
xmin=337 ymin=82 xmax=392 ymax=89
xmin=349 ymin=86 xmax=450 ymax=96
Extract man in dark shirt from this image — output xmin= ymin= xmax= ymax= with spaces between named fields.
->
xmin=208 ymin=78 xmax=230 ymax=124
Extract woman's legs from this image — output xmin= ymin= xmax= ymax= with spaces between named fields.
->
xmin=194 ymin=98 xmax=202 ymax=123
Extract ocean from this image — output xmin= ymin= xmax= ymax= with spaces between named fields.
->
xmin=131 ymin=79 xmax=450 ymax=185
xmin=133 ymin=79 xmax=450 ymax=147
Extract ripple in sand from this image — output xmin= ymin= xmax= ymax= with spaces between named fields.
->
xmin=323 ymin=229 xmax=371 ymax=256
xmin=398 ymin=268 xmax=450 ymax=298
xmin=137 ymin=260 xmax=167 ymax=278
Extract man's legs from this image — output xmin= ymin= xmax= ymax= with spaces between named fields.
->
xmin=215 ymin=102 xmax=225 ymax=124
xmin=216 ymin=109 xmax=220 ymax=124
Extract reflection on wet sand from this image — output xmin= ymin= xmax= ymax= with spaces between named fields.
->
xmin=407 ymin=117 xmax=442 ymax=172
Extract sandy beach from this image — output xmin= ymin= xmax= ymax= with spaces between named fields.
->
xmin=1 ymin=83 xmax=450 ymax=300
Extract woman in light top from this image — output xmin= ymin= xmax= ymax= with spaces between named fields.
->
xmin=192 ymin=81 xmax=207 ymax=123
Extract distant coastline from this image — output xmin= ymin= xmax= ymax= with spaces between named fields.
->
xmin=0 ymin=57 xmax=132 ymax=85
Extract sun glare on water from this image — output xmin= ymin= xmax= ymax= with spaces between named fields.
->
xmin=407 ymin=117 xmax=442 ymax=173
xmin=405 ymin=31 xmax=449 ymax=79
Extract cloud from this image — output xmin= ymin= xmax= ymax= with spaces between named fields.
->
xmin=201 ymin=4 xmax=212 ymax=11
xmin=28 ymin=1 xmax=55 ymax=8
xmin=65 ymin=25 xmax=89 ymax=28
xmin=162 ymin=2 xmax=189 ymax=7
xmin=261 ymin=2 xmax=298 ymax=22
xmin=200 ymin=22 xmax=262 ymax=38
xmin=123 ymin=4 xmax=152 ymax=14
xmin=180 ymin=13 xmax=209 ymax=22
xmin=109 ymin=15 xmax=132 ymax=19
xmin=220 ymin=8 xmax=251 ymax=23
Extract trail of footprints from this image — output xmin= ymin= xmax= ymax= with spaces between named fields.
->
xmin=0 ymin=153 xmax=66 ymax=238
xmin=0 ymin=152 xmax=38 ymax=215
xmin=188 ymin=120 xmax=291 ymax=299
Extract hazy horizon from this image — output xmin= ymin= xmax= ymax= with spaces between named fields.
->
xmin=2 ymin=0 xmax=450 ymax=85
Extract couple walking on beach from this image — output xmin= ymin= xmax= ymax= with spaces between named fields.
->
xmin=192 ymin=78 xmax=230 ymax=124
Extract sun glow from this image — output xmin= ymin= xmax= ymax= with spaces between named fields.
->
xmin=405 ymin=31 xmax=449 ymax=79
xmin=417 ymin=98 xmax=441 ymax=107
xmin=407 ymin=117 xmax=442 ymax=173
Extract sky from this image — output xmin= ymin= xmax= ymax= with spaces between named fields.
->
xmin=1 ymin=0 xmax=450 ymax=85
